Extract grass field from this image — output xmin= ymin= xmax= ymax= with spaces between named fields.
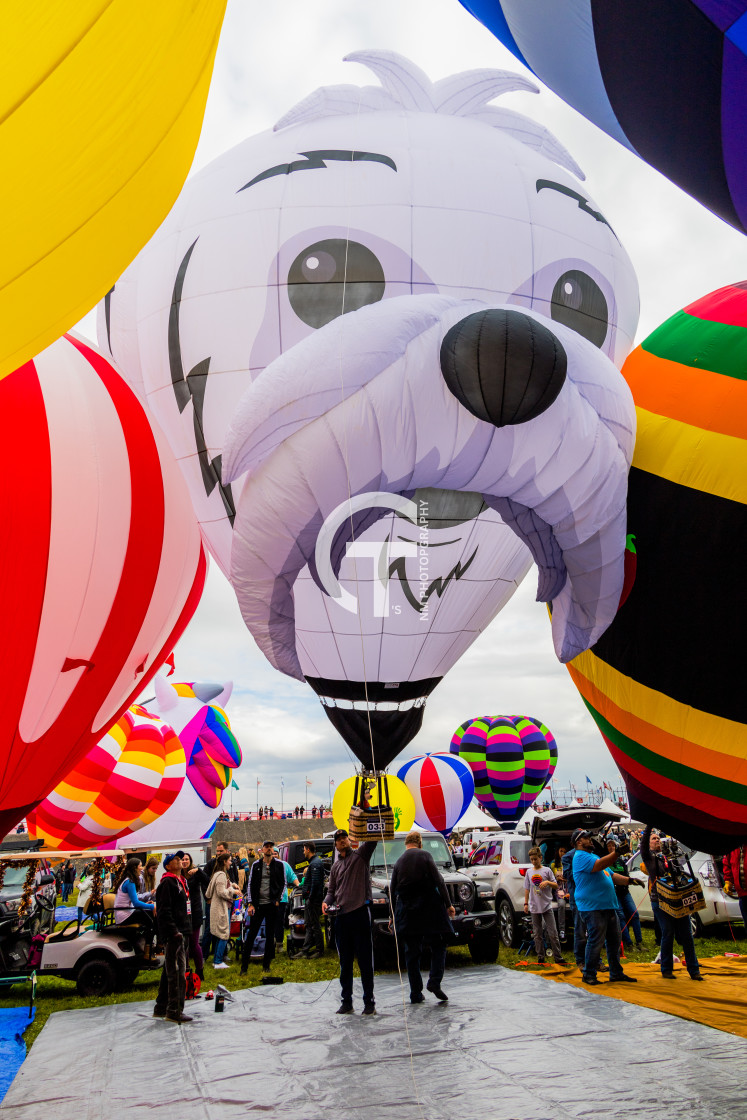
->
xmin=3 ymin=893 xmax=745 ymax=1050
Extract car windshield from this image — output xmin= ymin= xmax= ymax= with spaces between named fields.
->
xmin=0 ymin=868 xmax=28 ymax=890
xmin=370 ymin=836 xmax=454 ymax=871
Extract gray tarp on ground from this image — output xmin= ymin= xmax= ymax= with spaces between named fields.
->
xmin=3 ymin=966 xmax=746 ymax=1119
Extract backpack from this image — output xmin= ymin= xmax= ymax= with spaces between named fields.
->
xmin=185 ymin=969 xmax=202 ymax=1000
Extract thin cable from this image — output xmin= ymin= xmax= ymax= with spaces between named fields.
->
xmin=330 ymin=89 xmax=426 ymax=1120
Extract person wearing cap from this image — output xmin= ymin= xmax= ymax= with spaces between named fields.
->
xmin=571 ymin=830 xmax=637 ymax=987
xmin=241 ymin=841 xmax=284 ymax=973
xmin=153 ymin=851 xmax=192 ymax=1023
xmin=322 ymin=829 xmax=377 ymax=1016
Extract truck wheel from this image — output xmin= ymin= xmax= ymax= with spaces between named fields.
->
xmin=76 ymin=956 xmax=117 ymax=997
xmin=497 ymin=898 xmax=520 ymax=949
xmin=468 ymin=932 xmax=500 ymax=964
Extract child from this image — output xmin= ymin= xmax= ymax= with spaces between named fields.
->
xmin=524 ymin=847 xmax=566 ymax=964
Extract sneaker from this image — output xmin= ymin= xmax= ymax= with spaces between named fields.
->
xmin=536 ymin=957 xmax=547 ymax=965
xmin=608 ymin=973 xmax=637 ymax=983
xmin=306 ymin=950 xmax=322 ymax=959
xmin=426 ymin=979 xmax=448 ymax=1001
xmin=336 ymin=1002 xmax=353 ymax=1015
xmin=690 ymin=973 xmax=704 ymax=981
xmin=165 ymin=1012 xmax=193 ymax=1023
xmin=362 ymin=1003 xmax=376 ymax=1016
xmin=553 ymin=957 xmax=568 ymax=965
xmin=410 ymin=992 xmax=425 ymax=1004
xmin=635 ymin=942 xmax=644 ymax=951
xmin=598 ymin=963 xmax=609 ymax=973
xmin=152 ymin=1007 xmax=167 ymax=1018
xmin=262 ymin=965 xmax=271 ymax=973
xmin=581 ymin=975 xmax=601 ymax=986
xmin=661 ymin=971 xmax=676 ymax=979
xmin=290 ymin=951 xmax=309 ymax=960
xmin=213 ymin=962 xmax=229 ymax=970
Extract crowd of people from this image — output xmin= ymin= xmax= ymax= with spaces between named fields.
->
xmin=214 ymin=805 xmax=329 ymax=822
xmin=38 ymin=826 xmax=747 ymax=1024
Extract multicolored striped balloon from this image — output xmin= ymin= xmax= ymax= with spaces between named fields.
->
xmin=0 ymin=334 xmax=206 ymax=837
xmin=397 ymin=752 xmax=474 ymax=835
xmin=567 ymin=283 xmax=747 ymax=852
xmin=451 ymin=715 xmax=557 ymax=825
xmin=27 ymin=706 xmax=186 ymax=849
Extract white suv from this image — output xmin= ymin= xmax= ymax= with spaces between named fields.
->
xmin=463 ymin=832 xmax=557 ymax=948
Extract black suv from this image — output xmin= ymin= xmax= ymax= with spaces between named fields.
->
xmin=369 ymin=831 xmax=499 ymax=964
xmin=275 ymin=838 xmax=336 ymax=956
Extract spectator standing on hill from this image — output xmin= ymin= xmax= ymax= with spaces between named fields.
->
xmin=153 ymin=851 xmax=192 ymax=1023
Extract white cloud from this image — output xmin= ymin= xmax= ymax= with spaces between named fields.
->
xmin=81 ymin=0 xmax=746 ymax=810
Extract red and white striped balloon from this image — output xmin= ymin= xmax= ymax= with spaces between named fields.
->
xmin=397 ymin=752 xmax=475 ymax=835
xmin=0 ymin=334 xmax=206 ymax=835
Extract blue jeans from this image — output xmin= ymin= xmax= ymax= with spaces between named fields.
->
xmin=617 ymin=891 xmax=642 ymax=946
xmin=62 ymin=883 xmax=73 ymax=902
xmin=582 ymin=909 xmax=624 ymax=980
xmin=651 ymin=895 xmax=700 ymax=976
xmin=201 ymin=904 xmax=215 ymax=957
xmin=571 ymin=905 xmax=587 ymax=966
xmin=213 ymin=937 xmax=229 ymax=965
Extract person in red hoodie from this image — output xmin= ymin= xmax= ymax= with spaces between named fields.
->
xmin=722 ymin=845 xmax=747 ymax=928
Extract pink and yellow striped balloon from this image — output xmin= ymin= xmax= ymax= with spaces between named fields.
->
xmin=27 ymin=706 xmax=185 ymax=849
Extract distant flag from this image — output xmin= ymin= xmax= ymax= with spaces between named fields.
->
xmin=256 ymin=777 xmax=261 ymax=786
xmin=306 ymin=778 xmax=312 ymax=787
xmin=330 ymin=778 xmax=335 ymax=787
xmin=585 ymin=776 xmax=592 ymax=784
xmin=280 ymin=777 xmax=284 ymax=788
xmin=164 ymin=651 xmax=175 ymax=676
xmin=231 ymin=779 xmax=239 ymax=791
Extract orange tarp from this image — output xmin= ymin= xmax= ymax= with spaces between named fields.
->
xmin=532 ymin=956 xmax=747 ymax=1039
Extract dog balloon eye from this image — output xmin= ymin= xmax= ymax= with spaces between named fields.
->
xmin=550 ymin=269 xmax=608 ymax=347
xmin=288 ymin=238 xmax=385 ymax=328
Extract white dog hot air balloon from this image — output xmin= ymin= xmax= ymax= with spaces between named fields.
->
xmin=101 ymin=52 xmax=638 ymax=772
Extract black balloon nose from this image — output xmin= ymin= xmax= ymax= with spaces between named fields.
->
xmin=440 ymin=308 xmax=567 ymax=426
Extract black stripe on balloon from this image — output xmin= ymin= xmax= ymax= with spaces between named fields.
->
xmin=590 ymin=467 xmax=747 ymax=724
xmin=590 ymin=0 xmax=741 ymax=231
xmin=168 ymin=240 xmax=235 ymax=524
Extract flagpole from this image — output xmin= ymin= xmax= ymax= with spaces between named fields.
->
xmin=280 ymin=778 xmax=283 ymax=815
xmin=305 ymin=776 xmax=308 ymax=815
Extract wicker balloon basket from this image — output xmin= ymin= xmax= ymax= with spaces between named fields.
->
xmin=348 ymin=773 xmax=395 ymax=842
xmin=656 ymin=876 xmax=706 ymax=919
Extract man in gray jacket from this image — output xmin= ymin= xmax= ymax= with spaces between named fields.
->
xmin=322 ymin=829 xmax=377 ymax=1015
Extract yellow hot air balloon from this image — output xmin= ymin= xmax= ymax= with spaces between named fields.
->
xmin=0 ymin=0 xmax=226 ymax=381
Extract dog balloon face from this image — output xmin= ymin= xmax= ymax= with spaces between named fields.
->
xmin=101 ymin=52 xmax=638 ymax=769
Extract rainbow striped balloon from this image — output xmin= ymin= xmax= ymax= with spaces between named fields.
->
xmin=397 ymin=752 xmax=474 ymax=835
xmin=566 ymin=282 xmax=747 ymax=852
xmin=27 ymin=706 xmax=186 ymax=849
xmin=451 ymin=715 xmax=556 ymax=825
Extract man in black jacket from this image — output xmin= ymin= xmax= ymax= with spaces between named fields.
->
xmin=240 ymin=841 xmax=284 ymax=972
xmin=153 ymin=851 xmax=192 ymax=1023
xmin=293 ymin=842 xmax=325 ymax=959
xmin=390 ymin=831 xmax=456 ymax=1003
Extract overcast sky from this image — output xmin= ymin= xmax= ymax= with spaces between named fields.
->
xmin=80 ymin=0 xmax=746 ymax=811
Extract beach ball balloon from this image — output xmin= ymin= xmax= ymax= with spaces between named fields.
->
xmin=397 ymin=753 xmax=474 ymax=835
xmin=27 ymin=706 xmax=186 ymax=849
xmin=332 ymin=775 xmax=416 ymax=833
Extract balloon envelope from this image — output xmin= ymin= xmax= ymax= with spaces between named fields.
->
xmin=397 ymin=752 xmax=474 ymax=834
xmin=27 ymin=706 xmax=186 ymax=849
xmin=450 ymin=715 xmax=556 ymax=825
xmin=0 ymin=336 xmax=206 ymax=836
xmin=103 ymin=50 xmax=637 ymax=773
xmin=566 ymin=282 xmax=747 ymax=853
xmin=459 ymin=1 xmax=747 ymax=233
xmin=0 ymin=0 xmax=227 ymax=380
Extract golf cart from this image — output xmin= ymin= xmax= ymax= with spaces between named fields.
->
xmin=0 ymin=850 xmax=163 ymax=997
